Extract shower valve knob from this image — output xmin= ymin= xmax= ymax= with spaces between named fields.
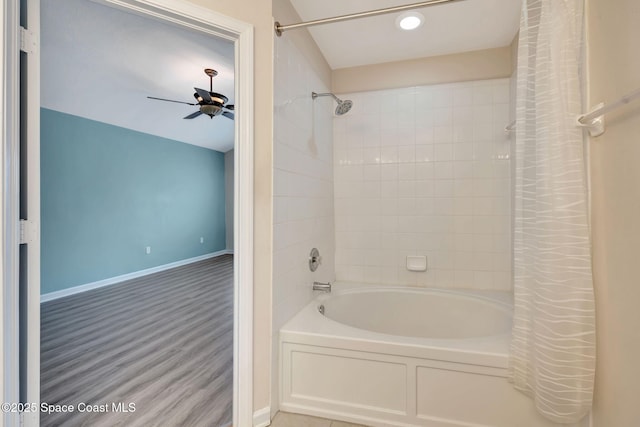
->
xmin=309 ymin=248 xmax=321 ymax=272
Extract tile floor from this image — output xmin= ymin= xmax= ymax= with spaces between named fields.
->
xmin=270 ymin=411 xmax=369 ymax=427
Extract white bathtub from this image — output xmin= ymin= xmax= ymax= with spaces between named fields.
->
xmin=320 ymin=287 xmax=512 ymax=340
xmin=279 ymin=285 xmax=581 ymax=427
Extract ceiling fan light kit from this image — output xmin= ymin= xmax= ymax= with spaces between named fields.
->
xmin=147 ymin=68 xmax=234 ymax=120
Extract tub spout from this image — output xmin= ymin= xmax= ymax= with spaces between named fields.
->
xmin=313 ymin=281 xmax=331 ymax=293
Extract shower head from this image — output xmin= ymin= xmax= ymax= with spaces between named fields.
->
xmin=312 ymin=92 xmax=353 ymax=115
xmin=335 ymin=99 xmax=353 ymax=115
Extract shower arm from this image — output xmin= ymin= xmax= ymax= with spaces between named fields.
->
xmin=312 ymin=92 xmax=342 ymax=103
xmin=275 ymin=0 xmax=465 ymax=36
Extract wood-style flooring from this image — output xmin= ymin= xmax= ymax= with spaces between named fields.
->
xmin=40 ymin=254 xmax=234 ymax=427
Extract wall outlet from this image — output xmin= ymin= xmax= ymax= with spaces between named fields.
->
xmin=145 ymin=246 xmax=151 ymax=254
xmin=200 ymin=237 xmax=204 ymax=244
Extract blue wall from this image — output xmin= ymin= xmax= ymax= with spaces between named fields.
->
xmin=41 ymin=108 xmax=226 ymax=294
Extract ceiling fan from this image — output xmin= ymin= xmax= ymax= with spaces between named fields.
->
xmin=148 ymin=68 xmax=234 ymax=120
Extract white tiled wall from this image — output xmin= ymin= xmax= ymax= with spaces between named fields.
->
xmin=273 ymin=42 xmax=334 ymax=331
xmin=272 ymin=33 xmax=335 ymax=362
xmin=333 ymin=79 xmax=512 ymax=290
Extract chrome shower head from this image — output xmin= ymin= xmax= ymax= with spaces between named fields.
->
xmin=335 ymin=99 xmax=353 ymax=115
xmin=312 ymin=92 xmax=353 ymax=115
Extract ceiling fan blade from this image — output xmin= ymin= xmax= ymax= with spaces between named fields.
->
xmin=184 ymin=110 xmax=203 ymax=119
xmin=222 ymin=111 xmax=234 ymax=120
xmin=194 ymin=87 xmax=212 ymax=103
xmin=224 ymin=104 xmax=234 ymax=111
xmin=147 ymin=96 xmax=197 ymax=106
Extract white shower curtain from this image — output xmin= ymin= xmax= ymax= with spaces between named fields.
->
xmin=508 ymin=0 xmax=596 ymax=423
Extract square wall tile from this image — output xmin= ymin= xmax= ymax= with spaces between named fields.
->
xmin=333 ymin=78 xmax=512 ymax=291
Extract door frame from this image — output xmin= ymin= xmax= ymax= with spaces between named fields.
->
xmin=1 ymin=0 xmax=255 ymax=426
xmin=1 ymin=1 xmax=22 ymax=426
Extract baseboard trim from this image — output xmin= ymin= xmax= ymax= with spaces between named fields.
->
xmin=253 ymin=406 xmax=271 ymax=427
xmin=40 ymin=249 xmax=234 ymax=303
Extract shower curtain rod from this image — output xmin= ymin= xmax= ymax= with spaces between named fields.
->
xmin=275 ymin=0 xmax=465 ymax=36
xmin=579 ymin=87 xmax=640 ymax=123
xmin=504 ymin=86 xmax=640 ymax=137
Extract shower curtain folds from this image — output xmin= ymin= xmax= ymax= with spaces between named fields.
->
xmin=508 ymin=0 xmax=596 ymax=424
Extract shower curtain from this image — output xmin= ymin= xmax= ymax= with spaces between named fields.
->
xmin=508 ymin=0 xmax=596 ymax=423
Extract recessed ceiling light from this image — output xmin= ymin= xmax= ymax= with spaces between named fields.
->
xmin=396 ymin=11 xmax=424 ymax=31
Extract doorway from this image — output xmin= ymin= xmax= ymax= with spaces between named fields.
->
xmin=1 ymin=0 xmax=255 ymax=426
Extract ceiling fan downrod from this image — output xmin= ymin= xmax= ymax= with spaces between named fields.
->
xmin=204 ymin=68 xmax=218 ymax=92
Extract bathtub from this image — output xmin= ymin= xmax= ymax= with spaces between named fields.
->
xmin=279 ymin=284 xmax=579 ymax=427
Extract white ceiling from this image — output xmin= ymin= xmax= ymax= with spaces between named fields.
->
xmin=287 ymin=0 xmax=521 ymax=69
xmin=41 ymin=0 xmax=235 ymax=152
xmin=41 ymin=0 xmax=520 ymax=151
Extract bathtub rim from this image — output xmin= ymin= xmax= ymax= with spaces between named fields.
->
xmin=280 ymin=284 xmax=513 ymax=370
xmin=325 ymin=281 xmax=513 ymax=305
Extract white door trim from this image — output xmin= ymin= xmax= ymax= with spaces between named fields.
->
xmin=1 ymin=0 xmax=255 ymax=426
xmin=95 ymin=2 xmax=255 ymax=426
xmin=1 ymin=2 xmax=22 ymax=427
xmin=24 ymin=0 xmax=41 ymax=425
